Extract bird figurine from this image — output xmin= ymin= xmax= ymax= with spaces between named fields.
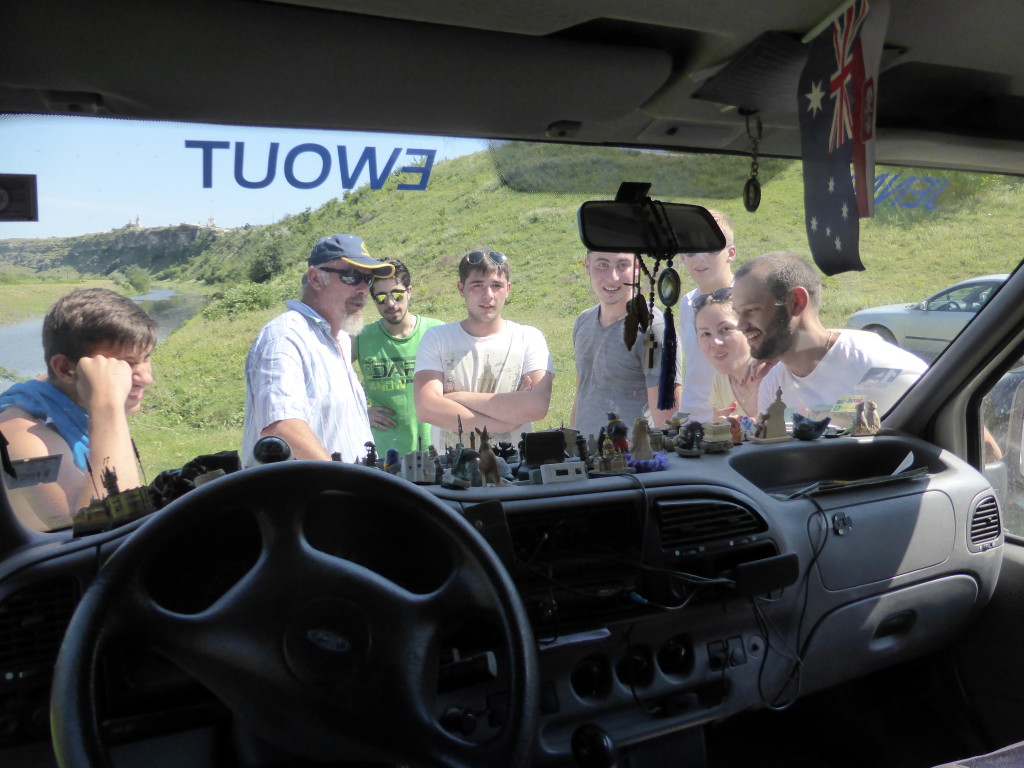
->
xmin=383 ymin=447 xmax=401 ymax=474
xmin=791 ymin=412 xmax=831 ymax=441
xmin=606 ymin=412 xmax=630 ymax=453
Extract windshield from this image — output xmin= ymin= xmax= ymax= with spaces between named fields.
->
xmin=1 ymin=114 xmax=1021 ymax=530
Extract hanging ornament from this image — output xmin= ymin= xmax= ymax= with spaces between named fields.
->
xmin=657 ymin=255 xmax=679 ymax=410
xmin=657 ymin=266 xmax=681 ymax=307
xmin=643 ymin=257 xmax=661 ymax=369
xmin=743 ymin=110 xmax=762 ymax=213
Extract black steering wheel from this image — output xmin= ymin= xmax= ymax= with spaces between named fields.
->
xmin=51 ymin=461 xmax=538 ymax=768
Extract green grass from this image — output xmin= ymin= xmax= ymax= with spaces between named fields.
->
xmin=4 ymin=145 xmax=1024 ymax=477
xmin=0 ymin=279 xmax=120 ymax=324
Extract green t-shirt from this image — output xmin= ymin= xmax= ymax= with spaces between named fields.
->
xmin=354 ymin=315 xmax=444 ymax=456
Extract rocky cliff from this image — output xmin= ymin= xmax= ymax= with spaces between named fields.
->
xmin=0 ymin=224 xmax=226 ymax=275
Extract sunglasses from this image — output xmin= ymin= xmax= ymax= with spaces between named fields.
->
xmin=372 ymin=288 xmax=408 ymax=305
xmin=693 ymin=286 xmax=733 ymax=310
xmin=464 ymin=250 xmax=508 ymax=265
xmin=319 ymin=266 xmax=373 ymax=285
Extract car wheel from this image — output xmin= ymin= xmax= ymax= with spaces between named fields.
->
xmin=51 ymin=461 xmax=538 ymax=768
xmin=864 ymin=324 xmax=898 ymax=345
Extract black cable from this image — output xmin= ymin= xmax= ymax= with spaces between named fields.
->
xmin=752 ymin=493 xmax=831 ymax=710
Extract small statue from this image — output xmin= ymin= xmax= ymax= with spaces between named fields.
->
xmin=852 ymin=400 xmax=882 ymax=436
xmin=630 ymin=417 xmax=653 ymax=461
xmin=475 ymin=427 xmax=504 ymax=487
xmin=496 ymin=441 xmax=518 ymax=461
xmin=561 ymin=426 xmax=579 ymax=458
xmin=792 ymin=412 xmax=831 ymax=441
xmin=665 ymin=411 xmax=689 ymax=434
xmin=750 ymin=388 xmax=791 ymax=442
xmin=383 ymin=447 xmax=401 ymax=473
xmin=362 ymin=441 xmax=378 ymax=467
xmin=443 ymin=445 xmax=480 ymax=489
xmin=648 ymin=428 xmax=665 ymax=452
xmin=606 ymin=412 xmax=629 ymax=453
xmin=575 ymin=433 xmax=590 ymax=464
xmin=676 ymin=420 xmax=704 ymax=458
xmin=701 ymin=420 xmax=734 ymax=453
xmin=727 ymin=416 xmax=743 ymax=445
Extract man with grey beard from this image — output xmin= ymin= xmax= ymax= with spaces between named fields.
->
xmin=242 ymin=234 xmax=394 ymax=465
xmin=732 ymin=251 xmax=926 ymax=429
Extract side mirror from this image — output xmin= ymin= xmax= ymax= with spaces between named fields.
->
xmin=577 ymin=200 xmax=726 ymax=254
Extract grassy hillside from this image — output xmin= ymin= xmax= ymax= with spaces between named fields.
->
xmin=5 ymin=143 xmax=1024 ymax=476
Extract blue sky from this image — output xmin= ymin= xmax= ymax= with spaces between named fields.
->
xmin=0 ymin=115 xmax=486 ymax=239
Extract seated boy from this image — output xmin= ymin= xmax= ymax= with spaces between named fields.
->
xmin=0 ymin=288 xmax=157 ymax=532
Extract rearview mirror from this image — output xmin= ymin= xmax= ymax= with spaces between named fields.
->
xmin=577 ymin=200 xmax=726 ymax=254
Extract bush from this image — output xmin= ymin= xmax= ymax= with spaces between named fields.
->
xmin=201 ymin=283 xmax=281 ymax=319
xmin=248 ymin=243 xmax=287 ymax=283
xmin=123 ymin=264 xmax=151 ymax=294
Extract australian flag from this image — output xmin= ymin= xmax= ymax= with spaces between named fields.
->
xmin=799 ymin=0 xmax=889 ymax=276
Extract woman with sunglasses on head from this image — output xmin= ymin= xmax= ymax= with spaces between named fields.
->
xmin=679 ymin=209 xmax=737 ymax=422
xmin=693 ymin=287 xmax=760 ymax=419
xmin=354 ymin=258 xmax=443 ymax=456
xmin=241 ymin=233 xmax=395 ymax=466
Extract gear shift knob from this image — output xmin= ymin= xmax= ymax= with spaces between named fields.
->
xmin=252 ymin=435 xmax=292 ymax=464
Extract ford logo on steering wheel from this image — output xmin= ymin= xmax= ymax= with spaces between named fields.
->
xmin=307 ymin=629 xmax=351 ymax=653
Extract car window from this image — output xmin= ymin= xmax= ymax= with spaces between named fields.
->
xmin=0 ymin=114 xmax=1022 ymax=526
xmin=926 ymin=284 xmax=985 ymax=312
xmin=983 ymin=355 xmax=1024 ymax=537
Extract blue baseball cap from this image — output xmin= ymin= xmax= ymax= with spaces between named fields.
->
xmin=308 ymin=234 xmax=394 ymax=277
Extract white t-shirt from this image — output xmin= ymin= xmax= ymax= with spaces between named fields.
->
xmin=758 ymin=330 xmax=927 ymax=428
xmin=679 ymin=285 xmax=716 ymax=422
xmin=414 ymin=320 xmax=554 ymax=449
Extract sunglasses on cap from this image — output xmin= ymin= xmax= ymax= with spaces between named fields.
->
xmin=464 ymin=250 xmax=508 ymax=265
xmin=693 ymin=286 xmax=733 ymax=310
xmin=319 ymin=266 xmax=374 ymax=285
xmin=372 ymin=288 xmax=408 ymax=305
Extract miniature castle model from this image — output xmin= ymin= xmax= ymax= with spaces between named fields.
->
xmin=701 ymin=420 xmax=734 ymax=453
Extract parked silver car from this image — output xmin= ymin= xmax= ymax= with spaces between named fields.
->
xmin=846 ymin=274 xmax=1009 ymax=361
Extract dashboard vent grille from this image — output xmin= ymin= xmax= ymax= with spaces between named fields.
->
xmin=0 ymin=577 xmax=80 ymax=677
xmin=969 ymin=496 xmax=1001 ymax=546
xmin=656 ymin=499 xmax=767 ymax=550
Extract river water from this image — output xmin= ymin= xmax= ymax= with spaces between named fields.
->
xmin=0 ymin=288 xmax=207 ymax=390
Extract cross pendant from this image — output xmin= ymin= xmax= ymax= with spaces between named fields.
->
xmin=644 ymin=333 xmax=659 ymax=368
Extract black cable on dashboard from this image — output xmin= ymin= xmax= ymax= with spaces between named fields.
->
xmin=752 ymin=492 xmax=831 ymax=710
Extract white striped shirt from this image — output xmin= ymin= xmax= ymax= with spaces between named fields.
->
xmin=242 ymin=300 xmax=371 ymax=466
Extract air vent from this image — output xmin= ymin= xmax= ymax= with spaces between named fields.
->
xmin=969 ymin=495 xmax=1002 ymax=549
xmin=656 ymin=499 xmax=767 ymax=550
xmin=0 ymin=577 xmax=80 ymax=679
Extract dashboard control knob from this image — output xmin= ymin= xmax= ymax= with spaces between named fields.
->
xmin=571 ymin=723 xmax=617 ymax=768
xmin=616 ymin=649 xmax=651 ymax=686
xmin=440 ymin=707 xmax=477 ymax=737
xmin=571 ymin=656 xmax=610 ymax=699
xmin=657 ymin=635 xmax=693 ymax=677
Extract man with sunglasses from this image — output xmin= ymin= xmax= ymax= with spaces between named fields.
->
xmin=354 ymin=258 xmax=443 ymax=455
xmin=242 ymin=233 xmax=395 ymax=466
xmin=413 ymin=249 xmax=554 ymax=450
xmin=679 ymin=209 xmax=738 ymax=423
